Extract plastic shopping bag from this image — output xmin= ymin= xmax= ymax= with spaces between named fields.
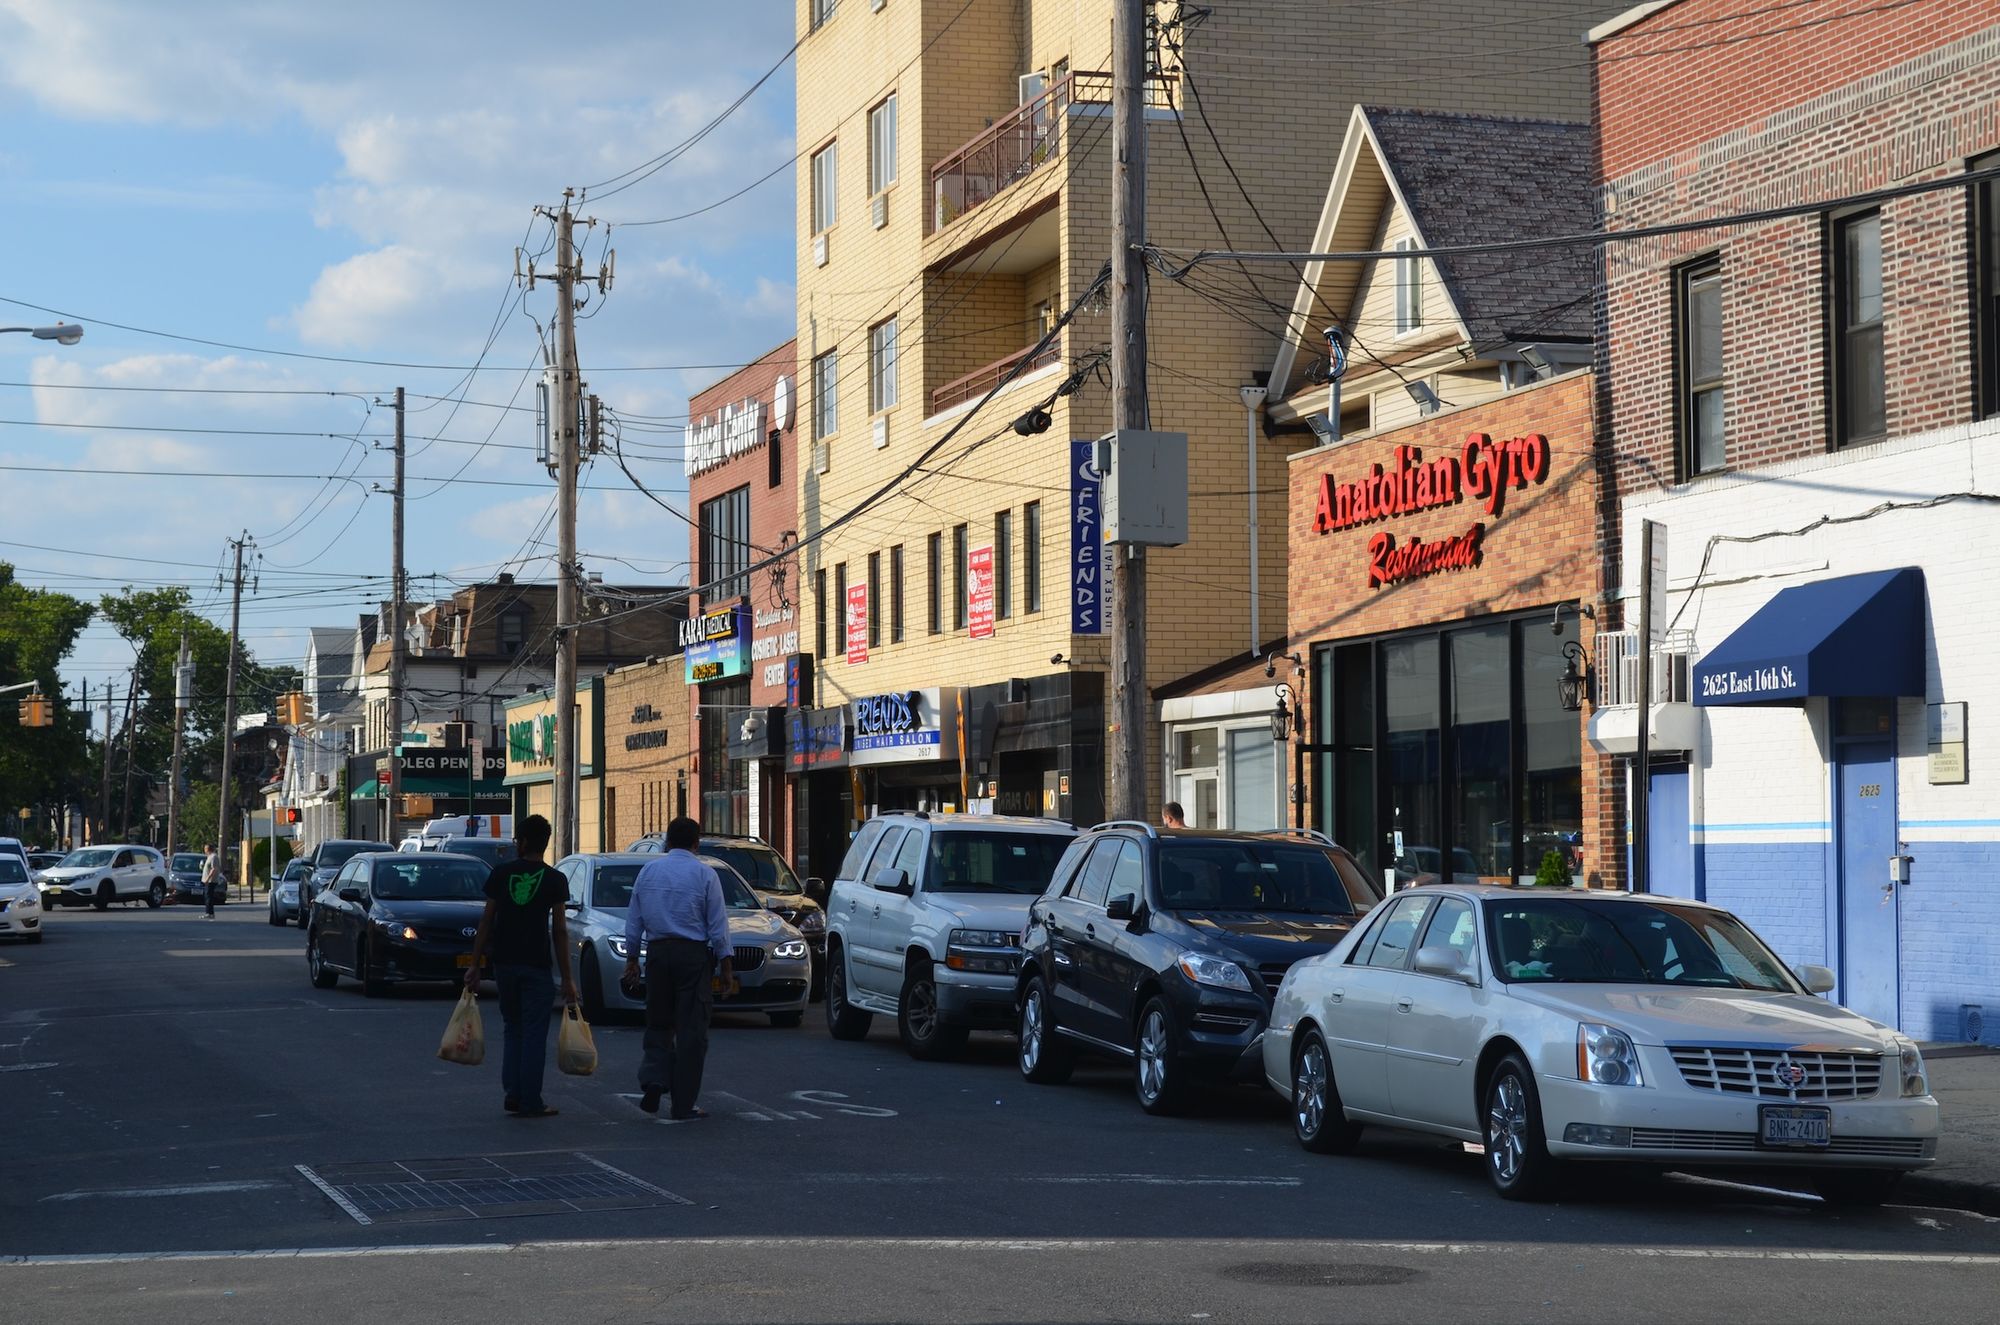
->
xmin=438 ymin=989 xmax=485 ymax=1066
xmin=557 ymin=1005 xmax=597 ymax=1077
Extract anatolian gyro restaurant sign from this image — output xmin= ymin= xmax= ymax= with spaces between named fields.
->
xmin=1310 ymin=432 xmax=1552 ymax=588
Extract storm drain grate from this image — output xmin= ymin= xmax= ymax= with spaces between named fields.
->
xmin=297 ymin=1152 xmax=691 ymax=1226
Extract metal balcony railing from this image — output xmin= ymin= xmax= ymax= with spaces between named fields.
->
xmin=1593 ymin=627 xmax=1696 ymax=707
xmin=929 ymin=339 xmax=1061 ymax=415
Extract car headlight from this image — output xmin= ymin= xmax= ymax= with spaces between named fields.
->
xmin=1897 ymin=1039 xmax=1928 ymax=1098
xmin=609 ymin=935 xmax=630 ymax=960
xmin=774 ymin=939 xmax=810 ymax=960
xmin=383 ymin=922 xmax=420 ymax=942
xmin=945 ymin=928 xmax=1017 ymax=974
xmin=1576 ymin=1022 xmax=1645 ymax=1087
xmin=1175 ymin=951 xmax=1253 ymax=993
xmin=797 ymin=910 xmax=826 ymax=933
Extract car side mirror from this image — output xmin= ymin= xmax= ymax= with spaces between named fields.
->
xmin=337 ymin=886 xmax=363 ymax=904
xmin=1798 ymin=963 xmax=1837 ymax=995
xmin=1104 ymin=894 xmax=1137 ymax=922
xmin=804 ymin=876 xmax=828 ymax=903
xmin=870 ymin=867 xmax=912 ymax=895
xmin=1414 ymin=945 xmax=1477 ymax=985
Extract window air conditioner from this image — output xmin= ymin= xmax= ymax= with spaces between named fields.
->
xmin=872 ymin=192 xmax=888 ymax=229
xmin=813 ymin=233 xmax=829 ymax=267
xmin=873 ymin=416 xmax=889 ymax=449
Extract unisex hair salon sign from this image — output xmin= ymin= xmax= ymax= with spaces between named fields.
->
xmin=1310 ymin=432 xmax=1552 ymax=588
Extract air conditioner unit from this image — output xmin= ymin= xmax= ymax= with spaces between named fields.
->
xmin=812 ymin=233 xmax=829 ymax=267
xmin=873 ymin=416 xmax=889 ymax=449
xmin=814 ymin=441 xmax=831 ymax=474
xmin=872 ymin=192 xmax=888 ymax=229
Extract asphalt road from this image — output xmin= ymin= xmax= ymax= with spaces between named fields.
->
xmin=3 ymin=906 xmax=1997 ymax=1323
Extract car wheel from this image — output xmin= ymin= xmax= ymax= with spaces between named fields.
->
xmin=897 ymin=959 xmax=968 ymax=1061
xmin=307 ymin=933 xmax=339 ymax=989
xmin=1292 ymin=1029 xmax=1363 ymax=1155
xmin=92 ymin=882 xmax=112 ymax=912
xmin=824 ymin=943 xmax=873 ymax=1041
xmin=580 ymin=949 xmax=610 ymax=1024
xmin=359 ymin=941 xmax=387 ymax=998
xmin=1134 ymin=995 xmax=1192 ymax=1116
xmin=296 ymin=903 xmax=308 ymax=930
xmin=268 ymin=903 xmax=283 ymax=927
xmin=768 ymin=1011 xmax=804 ymax=1028
xmin=27 ymin=929 xmax=43 ymax=944
xmin=1017 ymin=975 xmax=1075 ymax=1084
xmin=147 ymin=882 xmax=165 ymax=909
xmin=1484 ymin=1053 xmax=1558 ymax=1201
xmin=1814 ymin=1170 xmax=1902 ymax=1207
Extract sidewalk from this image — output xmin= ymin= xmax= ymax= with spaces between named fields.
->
xmin=1902 ymin=1045 xmax=2000 ymax=1214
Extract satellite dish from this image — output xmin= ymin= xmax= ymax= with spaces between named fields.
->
xmin=772 ymin=374 xmax=793 ymax=431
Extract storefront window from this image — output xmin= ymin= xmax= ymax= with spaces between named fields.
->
xmin=1383 ymin=636 xmax=1440 ymax=887
xmin=1227 ymin=727 xmax=1277 ymax=831
xmin=1450 ymin=624 xmax=1512 ymax=880
xmin=698 ymin=678 xmax=750 ymax=835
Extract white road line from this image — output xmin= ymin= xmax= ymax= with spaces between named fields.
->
xmin=162 ymin=949 xmax=298 ymax=958
xmin=572 ymin=1154 xmax=694 ymax=1207
xmin=294 ymin=1165 xmax=373 ymax=1227
xmin=0 ymin=1062 xmax=57 ymax=1073
xmin=803 ymin=1172 xmax=1303 ymax=1188
xmin=40 ymin=1180 xmax=287 ymax=1202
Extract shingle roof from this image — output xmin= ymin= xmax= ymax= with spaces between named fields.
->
xmin=1362 ymin=107 xmax=1597 ymax=349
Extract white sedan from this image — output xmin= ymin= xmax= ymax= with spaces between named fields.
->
xmin=1264 ymin=885 xmax=1939 ymax=1205
xmin=0 ymin=856 xmax=45 ymax=942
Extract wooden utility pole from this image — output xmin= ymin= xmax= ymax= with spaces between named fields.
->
xmin=214 ymin=534 xmax=250 ymax=890
xmin=387 ymin=386 xmax=406 ymax=846
xmin=118 ymin=664 xmax=139 ymax=836
xmin=98 ymin=681 xmax=113 ymax=841
xmin=553 ymin=194 xmax=580 ymax=861
xmin=166 ymin=633 xmax=190 ymax=858
xmin=1107 ymin=0 xmax=1150 ymax=822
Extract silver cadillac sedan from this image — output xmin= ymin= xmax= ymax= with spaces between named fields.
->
xmin=1265 ymin=885 xmax=1939 ymax=1205
xmin=556 ymin=852 xmax=812 ymax=1028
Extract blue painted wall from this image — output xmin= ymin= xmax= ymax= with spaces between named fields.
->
xmin=1698 ymin=842 xmax=1830 ymax=973
xmin=1898 ymin=841 xmax=2000 ymax=1043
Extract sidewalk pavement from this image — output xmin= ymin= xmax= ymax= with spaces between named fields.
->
xmin=1903 ymin=1045 xmax=2000 ymax=1214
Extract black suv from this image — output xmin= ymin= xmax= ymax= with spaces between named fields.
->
xmin=1016 ymin=824 xmax=1382 ymax=1115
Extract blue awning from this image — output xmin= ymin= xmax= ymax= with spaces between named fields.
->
xmin=1692 ymin=567 xmax=1925 ymax=706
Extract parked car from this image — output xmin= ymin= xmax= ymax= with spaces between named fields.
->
xmin=824 ymin=811 xmax=1077 ymax=1059
xmin=0 ymin=855 xmax=45 ymax=942
xmin=1393 ymin=845 xmax=1482 ymax=888
xmin=305 ymin=851 xmax=487 ymax=995
xmin=558 ymin=852 xmax=812 ymax=1027
xmin=419 ymin=836 xmax=515 ymax=869
xmin=628 ymin=832 xmax=829 ymax=988
xmin=1016 ymin=825 xmax=1382 ymax=1114
xmin=268 ymin=859 xmax=312 ymax=926
xmin=300 ymin=839 xmax=395 ymax=928
xmin=0 ymin=837 xmax=32 ymax=876
xmin=38 ymin=845 xmax=170 ymax=910
xmin=27 ymin=852 xmax=66 ymax=879
xmin=1264 ymin=885 xmax=1941 ymax=1204
xmin=168 ymin=852 xmax=209 ymax=905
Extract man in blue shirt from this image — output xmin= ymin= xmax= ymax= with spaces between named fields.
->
xmin=624 ymin=816 xmax=736 ymax=1119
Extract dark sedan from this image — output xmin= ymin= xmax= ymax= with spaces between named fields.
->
xmin=306 ymin=852 xmax=487 ymax=996
xmin=168 ymin=853 xmax=208 ymax=904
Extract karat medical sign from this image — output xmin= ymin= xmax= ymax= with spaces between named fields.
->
xmin=684 ymin=397 xmax=768 ymax=478
xmin=850 ymin=687 xmax=947 ymax=764
xmin=508 ymin=713 xmax=557 ymax=766
xmin=1310 ymin=433 xmax=1552 ymax=588
xmin=681 ymin=601 xmax=750 ymax=683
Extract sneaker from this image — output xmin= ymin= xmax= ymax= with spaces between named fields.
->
xmin=639 ymin=1086 xmax=662 ymax=1114
xmin=514 ymin=1106 xmax=559 ymax=1119
xmin=504 ymin=1097 xmax=521 ymax=1114
xmin=668 ymin=1106 xmax=710 ymax=1122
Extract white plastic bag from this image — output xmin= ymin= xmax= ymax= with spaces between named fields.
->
xmin=438 ymin=989 xmax=485 ymax=1066
xmin=557 ymin=1005 xmax=597 ymax=1076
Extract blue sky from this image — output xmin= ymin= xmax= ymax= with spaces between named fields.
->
xmin=0 ymin=0 xmax=799 ymax=706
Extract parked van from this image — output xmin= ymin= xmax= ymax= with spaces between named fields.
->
xmin=419 ymin=815 xmax=512 ymax=847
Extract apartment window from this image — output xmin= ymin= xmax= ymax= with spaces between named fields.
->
xmin=890 ymin=544 xmax=906 ymax=643
xmin=1393 ymin=236 xmax=1425 ymax=334
xmin=810 ymin=0 xmax=838 ymax=31
xmin=869 ymin=316 xmax=899 ymax=413
xmin=867 ymin=552 xmax=882 ymax=649
xmin=814 ymin=568 xmax=827 ymax=660
xmin=1676 ymin=259 xmax=1725 ymax=476
xmin=499 ymin=606 xmax=529 ymax=654
xmin=952 ymin=523 xmax=968 ymax=631
xmin=1023 ymin=501 xmax=1042 ymax=614
xmin=1978 ymin=152 xmax=2000 ymax=418
xmin=768 ymin=428 xmax=782 ymax=488
xmin=1034 ymin=300 xmax=1054 ymax=340
xmin=1834 ymin=211 xmax=1885 ymax=447
xmin=868 ymin=94 xmax=898 ymax=195
xmin=697 ymin=484 xmax=751 ymax=599
xmin=994 ymin=509 xmax=1013 ymax=621
xmin=813 ymin=349 xmax=838 ymax=439
xmin=926 ymin=532 xmax=943 ymax=635
xmin=833 ymin=562 xmax=847 ymax=659
xmin=811 ymin=140 xmax=838 ymax=234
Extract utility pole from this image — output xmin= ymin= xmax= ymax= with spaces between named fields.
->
xmin=1107 ymin=0 xmax=1151 ymax=823
xmin=1631 ymin=518 xmax=1659 ymax=893
xmin=215 ymin=533 xmax=250 ymax=892
xmin=166 ymin=633 xmax=190 ymax=858
xmin=119 ymin=663 xmax=139 ymax=836
xmin=388 ymin=386 xmax=406 ymax=847
xmin=98 ymin=681 xmax=113 ymax=841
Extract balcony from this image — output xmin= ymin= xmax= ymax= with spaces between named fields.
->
xmin=929 ymin=338 xmax=1061 ymax=416
xmin=1585 ymin=627 xmax=1701 ymax=755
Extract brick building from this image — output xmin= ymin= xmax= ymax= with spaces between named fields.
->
xmin=601 ymin=655 xmax=696 ymax=850
xmin=1589 ymin=0 xmax=2000 ymax=1037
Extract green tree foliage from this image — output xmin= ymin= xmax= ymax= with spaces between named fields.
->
xmin=1534 ymin=849 xmax=1572 ymax=889
xmin=0 ymin=565 xmax=96 ymax=823
xmin=180 ymin=782 xmax=222 ymax=852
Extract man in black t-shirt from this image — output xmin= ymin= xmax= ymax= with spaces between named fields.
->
xmin=464 ymin=815 xmax=578 ymax=1117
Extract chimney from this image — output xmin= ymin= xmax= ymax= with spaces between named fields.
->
xmin=496 ymin=572 xmax=515 ymax=586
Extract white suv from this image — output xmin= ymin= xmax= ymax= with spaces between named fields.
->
xmin=39 ymin=845 xmax=171 ymax=910
xmin=824 ymin=812 xmax=1075 ymax=1059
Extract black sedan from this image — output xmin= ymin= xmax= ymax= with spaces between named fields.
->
xmin=306 ymin=852 xmax=487 ymax=996
xmin=1016 ymin=826 xmax=1383 ymax=1115
xmin=167 ymin=853 xmax=208 ymax=905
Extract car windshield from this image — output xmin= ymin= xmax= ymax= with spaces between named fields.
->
xmin=1486 ymin=897 xmax=1803 ymax=992
xmin=701 ymin=840 xmax=803 ymax=895
xmin=697 ymin=857 xmax=765 ymax=910
xmin=435 ymin=839 xmax=515 ymax=866
xmin=1156 ymin=841 xmax=1382 ymax=915
xmin=171 ymin=854 xmax=204 ymax=871
xmin=0 ymin=859 xmax=26 ymax=884
xmin=319 ymin=842 xmax=391 ymax=869
xmin=923 ymin=831 xmax=1071 ymax=895
xmin=283 ymin=861 xmax=310 ymax=880
xmin=370 ymin=857 xmax=488 ymax=901
xmin=61 ymin=849 xmax=115 ymax=868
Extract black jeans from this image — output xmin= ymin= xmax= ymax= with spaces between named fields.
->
xmin=495 ymin=964 xmax=557 ymax=1111
xmin=640 ymin=938 xmax=713 ymax=1116
xmin=204 ymin=880 xmax=221 ymax=917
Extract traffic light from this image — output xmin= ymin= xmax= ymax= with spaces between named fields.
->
xmin=279 ymin=692 xmax=311 ymax=725
xmin=17 ymin=694 xmax=51 ymax=728
xmin=284 ymin=807 xmax=301 ymax=826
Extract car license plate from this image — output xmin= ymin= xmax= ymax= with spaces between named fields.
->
xmin=1759 ymin=1104 xmax=1831 ymax=1148
xmin=455 ymin=954 xmax=477 ymax=969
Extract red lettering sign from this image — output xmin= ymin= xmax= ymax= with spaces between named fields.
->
xmin=1366 ymin=523 xmax=1486 ymax=588
xmin=845 ymin=583 xmax=869 ymax=665
xmin=1314 ymin=432 xmax=1551 ymax=533
xmin=967 ymin=544 xmax=995 ymax=640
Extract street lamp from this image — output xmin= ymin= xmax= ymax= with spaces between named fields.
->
xmin=0 ymin=323 xmax=84 ymax=345
xmin=1559 ymin=641 xmax=1591 ymax=712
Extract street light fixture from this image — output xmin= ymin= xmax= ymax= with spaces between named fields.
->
xmin=0 ymin=323 xmax=84 ymax=345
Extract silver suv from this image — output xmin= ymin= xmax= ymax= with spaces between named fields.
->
xmin=824 ymin=812 xmax=1075 ymax=1059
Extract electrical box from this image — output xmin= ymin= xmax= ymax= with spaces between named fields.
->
xmin=1097 ymin=429 xmax=1189 ymax=546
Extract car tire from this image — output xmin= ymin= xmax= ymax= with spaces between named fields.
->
xmin=307 ymin=933 xmax=339 ymax=989
xmin=1133 ymin=995 xmax=1193 ymax=1116
xmin=1483 ymin=1053 xmax=1558 ymax=1201
xmin=1813 ymin=1170 xmax=1902 ymax=1207
xmin=147 ymin=882 xmax=165 ymax=909
xmin=769 ymin=1011 xmax=804 ymax=1028
xmin=268 ymin=904 xmax=283 ymax=927
xmin=92 ymin=882 xmax=112 ymax=912
xmin=1017 ymin=975 xmax=1075 ymax=1085
xmin=897 ymin=959 xmax=968 ymax=1061
xmin=1292 ymin=1029 xmax=1363 ymax=1155
xmin=359 ymin=941 xmax=387 ymax=998
xmin=27 ymin=929 xmax=43 ymax=944
xmin=824 ymin=942 xmax=873 ymax=1041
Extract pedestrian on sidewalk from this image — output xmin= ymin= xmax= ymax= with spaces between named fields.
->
xmin=625 ymin=816 xmax=736 ymax=1121
xmin=463 ymin=814 xmax=579 ymax=1118
xmin=201 ymin=843 xmax=221 ymax=919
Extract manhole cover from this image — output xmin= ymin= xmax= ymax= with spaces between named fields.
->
xmin=297 ymin=1152 xmax=691 ymax=1226
xmin=1219 ymin=1262 xmax=1422 ymax=1288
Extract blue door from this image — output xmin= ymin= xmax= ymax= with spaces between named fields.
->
xmin=1648 ymin=765 xmax=1694 ymax=899
xmin=1835 ymin=740 xmax=1898 ymax=1026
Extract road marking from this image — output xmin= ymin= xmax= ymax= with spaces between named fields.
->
xmin=573 ymin=1153 xmax=694 ymax=1207
xmin=162 ymin=949 xmax=298 ymax=958
xmin=41 ymin=1180 xmax=287 ymax=1202
xmin=0 ymin=1061 xmax=57 ymax=1073
xmin=802 ymin=1173 xmax=1304 ymax=1188
xmin=295 ymin=1165 xmax=373 ymax=1227
xmin=789 ymin=1090 xmax=897 ymax=1118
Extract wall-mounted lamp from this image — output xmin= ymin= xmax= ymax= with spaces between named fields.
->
xmin=1271 ymin=691 xmax=1293 ymax=743
xmin=1558 ymin=640 xmax=1590 ymax=713
xmin=1549 ymin=601 xmax=1597 ymax=637
xmin=1263 ymin=650 xmax=1304 ymax=680
xmin=1521 ymin=344 xmax=1553 ymax=378
xmin=1405 ymin=381 xmax=1442 ymax=415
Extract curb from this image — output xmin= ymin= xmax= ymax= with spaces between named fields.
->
xmin=1898 ymin=1172 xmax=2000 ymax=1217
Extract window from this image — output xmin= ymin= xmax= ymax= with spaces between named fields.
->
xmin=697 ymin=484 xmax=751 ymax=600
xmin=1361 ymin=894 xmax=1437 ymax=969
xmin=810 ymin=141 xmax=838 ymax=234
xmin=867 ymin=552 xmax=882 ymax=649
xmin=812 ymin=349 xmax=838 ymax=439
xmin=1417 ymin=896 xmax=1478 ymax=973
xmin=810 ymin=0 xmax=838 ymax=30
xmin=994 ymin=509 xmax=1013 ymax=620
xmin=768 ymin=427 xmax=782 ymax=489
xmin=952 ymin=523 xmax=968 ymax=631
xmin=1677 ymin=259 xmax=1725 ymax=476
xmin=1034 ymin=300 xmax=1054 ymax=339
xmin=868 ymin=94 xmax=898 ymax=195
xmin=1834 ymin=211 xmax=1885 ymax=446
xmin=1069 ymin=841 xmax=1118 ymax=907
xmin=1106 ymin=838 xmax=1143 ymax=907
xmin=498 ymin=605 xmax=529 ymax=654
xmin=814 ymin=568 xmax=827 ymax=660
xmin=926 ymin=532 xmax=943 ymax=635
xmin=1023 ymin=501 xmax=1042 ymax=614
xmin=1977 ymin=152 xmax=2000 ymax=418
xmin=869 ymin=317 xmax=899 ymax=413
xmin=833 ymin=562 xmax=847 ymax=659
xmin=1393 ymin=236 xmax=1425 ymax=333
xmin=890 ymin=544 xmax=905 ymax=643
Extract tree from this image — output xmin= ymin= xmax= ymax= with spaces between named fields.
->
xmin=0 ymin=565 xmax=95 ymax=834
xmin=180 ymin=782 xmax=222 ymax=853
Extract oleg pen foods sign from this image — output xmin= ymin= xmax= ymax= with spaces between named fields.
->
xmin=1310 ymin=432 xmax=1552 ymax=588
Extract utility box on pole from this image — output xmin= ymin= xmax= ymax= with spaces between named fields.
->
xmin=1098 ymin=429 xmax=1189 ymax=547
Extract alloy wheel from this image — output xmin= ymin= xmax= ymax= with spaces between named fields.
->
xmin=1296 ymin=1040 xmax=1328 ymax=1139
xmin=1488 ymin=1073 xmax=1529 ymax=1185
xmin=905 ymin=974 xmax=937 ymax=1042
xmin=1137 ymin=1008 xmax=1169 ymax=1102
xmin=1020 ymin=986 xmax=1044 ymax=1072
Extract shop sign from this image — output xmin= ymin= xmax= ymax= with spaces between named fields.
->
xmin=752 ymin=605 xmax=800 ymax=690
xmin=684 ymin=397 xmax=767 ymax=478
xmin=1368 ymin=524 xmax=1485 ymax=588
xmin=786 ymin=654 xmax=815 ymax=708
xmin=786 ymin=706 xmax=848 ymax=771
xmin=850 ymin=687 xmax=948 ymax=765
xmin=682 ymin=601 xmax=750 ymax=683
xmin=625 ymin=701 xmax=669 ymax=753
xmin=845 ymin=583 xmax=869 ymax=665
xmin=1070 ymin=439 xmax=1106 ymax=634
xmin=401 ymin=749 xmax=507 ymax=779
xmin=507 ymin=713 xmax=556 ymax=767
xmin=968 ymin=543 xmax=996 ymax=639
xmin=1313 ymin=433 xmax=1550 ymax=534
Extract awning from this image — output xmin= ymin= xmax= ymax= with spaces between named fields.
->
xmin=349 ymin=777 xmax=382 ymax=800
xmin=1692 ymin=567 xmax=1925 ymax=706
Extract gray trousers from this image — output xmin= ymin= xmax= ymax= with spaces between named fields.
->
xmin=640 ymin=937 xmax=713 ymax=1115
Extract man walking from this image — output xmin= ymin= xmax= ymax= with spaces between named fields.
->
xmin=201 ymin=843 xmax=221 ymax=919
xmin=464 ymin=815 xmax=578 ymax=1118
xmin=624 ymin=817 xmax=735 ymax=1120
